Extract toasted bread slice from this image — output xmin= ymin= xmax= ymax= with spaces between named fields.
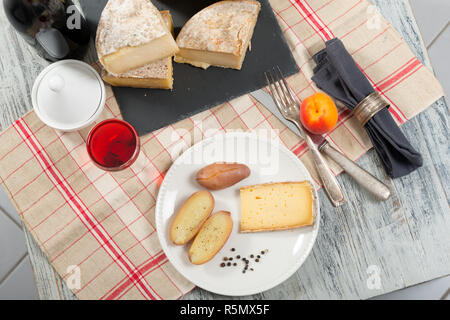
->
xmin=170 ymin=191 xmax=214 ymax=245
xmin=188 ymin=211 xmax=233 ymax=265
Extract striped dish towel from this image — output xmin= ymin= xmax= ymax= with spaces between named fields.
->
xmin=0 ymin=0 xmax=443 ymax=299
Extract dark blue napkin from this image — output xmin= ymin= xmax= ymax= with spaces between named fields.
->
xmin=311 ymin=38 xmax=422 ymax=178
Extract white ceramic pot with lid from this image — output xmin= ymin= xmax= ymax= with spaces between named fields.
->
xmin=32 ymin=60 xmax=105 ymax=131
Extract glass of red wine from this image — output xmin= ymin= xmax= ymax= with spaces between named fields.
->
xmin=87 ymin=119 xmax=140 ymax=171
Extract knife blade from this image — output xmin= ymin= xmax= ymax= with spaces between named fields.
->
xmin=250 ymin=89 xmax=391 ymax=201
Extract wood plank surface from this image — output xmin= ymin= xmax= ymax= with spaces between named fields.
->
xmin=0 ymin=0 xmax=448 ymax=300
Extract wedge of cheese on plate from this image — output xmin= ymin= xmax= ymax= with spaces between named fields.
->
xmin=174 ymin=0 xmax=261 ymax=70
xmin=240 ymin=181 xmax=314 ymax=232
xmin=96 ymin=0 xmax=178 ymax=74
xmin=102 ymin=11 xmax=174 ymax=89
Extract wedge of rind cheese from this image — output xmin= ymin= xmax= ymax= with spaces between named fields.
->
xmin=96 ymin=0 xmax=178 ymax=74
xmin=174 ymin=0 xmax=261 ymax=70
xmin=102 ymin=10 xmax=174 ymax=89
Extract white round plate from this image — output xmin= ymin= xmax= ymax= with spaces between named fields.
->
xmin=155 ymin=132 xmax=320 ymax=296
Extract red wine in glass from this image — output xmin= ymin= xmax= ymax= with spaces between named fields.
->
xmin=87 ymin=119 xmax=140 ymax=171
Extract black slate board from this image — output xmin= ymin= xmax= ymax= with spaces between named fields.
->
xmin=79 ymin=0 xmax=299 ymax=136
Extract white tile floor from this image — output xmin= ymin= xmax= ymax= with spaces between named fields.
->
xmin=410 ymin=0 xmax=450 ymax=107
xmin=0 ymin=0 xmax=448 ymax=300
xmin=0 ymin=187 xmax=38 ymax=300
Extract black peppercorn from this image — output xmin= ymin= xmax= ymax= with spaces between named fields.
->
xmin=227 ymin=262 xmax=231 ymax=266
xmin=231 ymin=248 xmax=235 ymax=252
xmin=233 ymin=263 xmax=237 ymax=266
xmin=236 ymin=255 xmax=241 ymax=259
xmin=220 ymin=263 xmax=225 ymax=267
xmin=257 ymin=255 xmax=261 ymax=259
xmin=250 ymin=254 xmax=254 ymax=258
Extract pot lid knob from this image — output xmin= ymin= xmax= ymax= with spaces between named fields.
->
xmin=48 ymin=74 xmax=65 ymax=92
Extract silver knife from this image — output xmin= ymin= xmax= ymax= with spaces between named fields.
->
xmin=250 ymin=89 xmax=391 ymax=201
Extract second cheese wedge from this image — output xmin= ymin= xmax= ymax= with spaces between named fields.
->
xmin=174 ymin=0 xmax=261 ymax=70
xmin=240 ymin=181 xmax=314 ymax=233
xmin=96 ymin=0 xmax=178 ymax=74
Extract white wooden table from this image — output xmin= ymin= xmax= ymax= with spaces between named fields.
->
xmin=0 ymin=0 xmax=448 ymax=300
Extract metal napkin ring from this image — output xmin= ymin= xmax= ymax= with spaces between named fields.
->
xmin=353 ymin=92 xmax=389 ymax=126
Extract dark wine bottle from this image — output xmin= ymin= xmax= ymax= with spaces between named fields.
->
xmin=3 ymin=0 xmax=90 ymax=61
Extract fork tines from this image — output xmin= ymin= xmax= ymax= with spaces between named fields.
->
xmin=264 ymin=67 xmax=299 ymax=117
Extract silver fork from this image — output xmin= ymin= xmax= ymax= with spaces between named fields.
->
xmin=265 ymin=67 xmax=346 ymax=207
